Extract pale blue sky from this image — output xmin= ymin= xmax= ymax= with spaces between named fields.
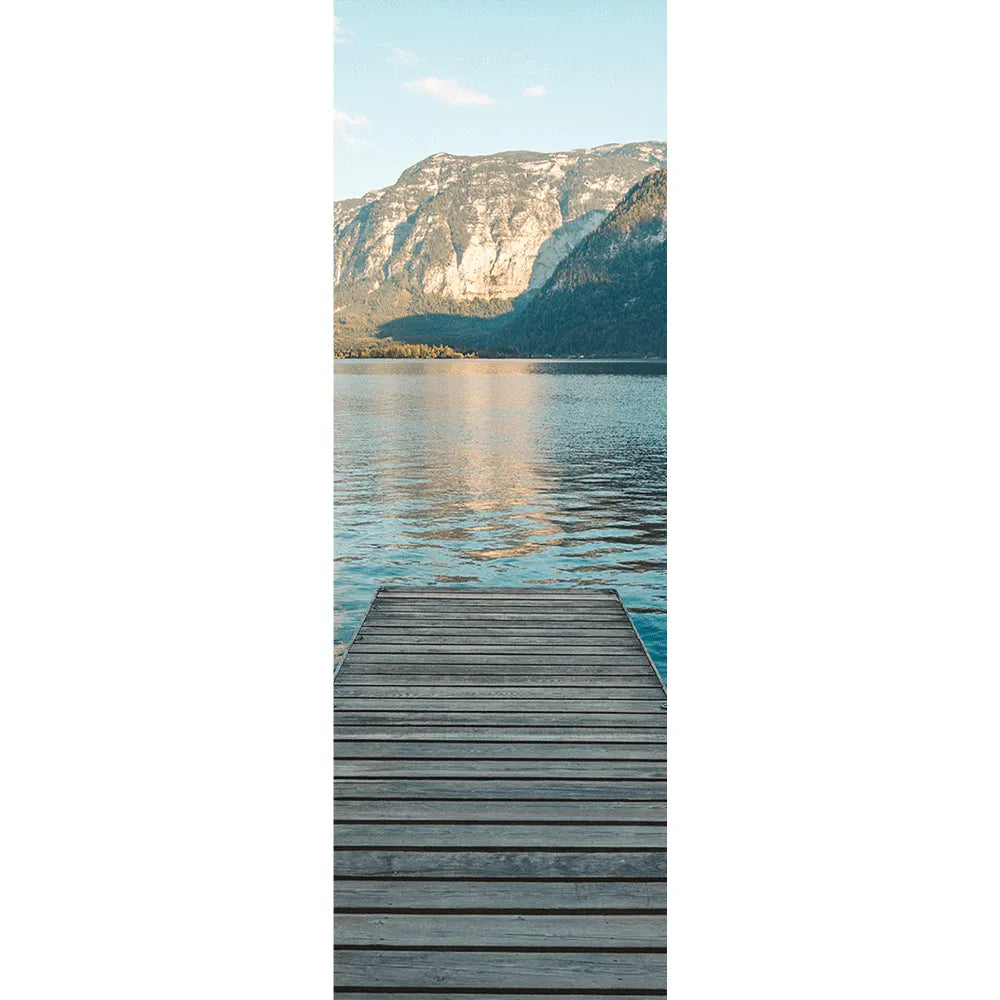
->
xmin=334 ymin=0 xmax=667 ymax=199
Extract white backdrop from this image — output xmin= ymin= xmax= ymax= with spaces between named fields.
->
xmin=2 ymin=1 xmax=999 ymax=996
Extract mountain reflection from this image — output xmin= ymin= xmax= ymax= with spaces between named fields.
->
xmin=334 ymin=359 xmax=666 ymax=671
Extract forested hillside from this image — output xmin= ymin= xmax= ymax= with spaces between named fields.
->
xmin=493 ymin=169 xmax=667 ymax=357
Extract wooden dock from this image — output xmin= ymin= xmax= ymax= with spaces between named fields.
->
xmin=334 ymin=586 xmax=667 ymax=997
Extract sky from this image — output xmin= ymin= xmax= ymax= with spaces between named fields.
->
xmin=334 ymin=0 xmax=667 ymax=200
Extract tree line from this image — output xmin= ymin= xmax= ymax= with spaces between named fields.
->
xmin=334 ymin=342 xmax=475 ymax=359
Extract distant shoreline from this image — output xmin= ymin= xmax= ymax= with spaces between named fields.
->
xmin=334 ymin=355 xmax=667 ymax=362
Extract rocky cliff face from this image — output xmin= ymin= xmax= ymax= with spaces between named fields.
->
xmin=334 ymin=142 xmax=666 ymax=333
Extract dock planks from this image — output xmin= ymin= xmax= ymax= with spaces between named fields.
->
xmin=334 ymin=586 xmax=667 ymax=997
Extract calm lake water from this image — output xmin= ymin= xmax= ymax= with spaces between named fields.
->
xmin=334 ymin=359 xmax=666 ymax=679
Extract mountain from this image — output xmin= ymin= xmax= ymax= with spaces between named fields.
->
xmin=334 ymin=142 xmax=666 ymax=346
xmin=493 ymin=168 xmax=667 ymax=357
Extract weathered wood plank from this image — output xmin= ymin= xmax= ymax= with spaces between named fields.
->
xmin=365 ymin=612 xmax=629 ymax=622
xmin=336 ymin=674 xmax=662 ymax=687
xmin=334 ymin=779 xmax=667 ymax=800
xmin=333 ymin=740 xmax=668 ymax=759
xmin=378 ymin=594 xmax=618 ymax=611
xmin=333 ymin=800 xmax=667 ymax=822
xmin=364 ymin=614 xmax=630 ymax=624
xmin=333 ymin=849 xmax=668 ymax=878
xmin=334 ymin=879 xmax=668 ymax=912
xmin=334 ymin=995 xmax=663 ymax=1000
xmin=359 ymin=626 xmax=636 ymax=637
xmin=334 ymin=698 xmax=664 ymax=713
xmin=378 ymin=592 xmax=619 ymax=601
xmin=351 ymin=633 xmax=639 ymax=656
xmin=334 ymin=823 xmax=667 ymax=849
xmin=380 ymin=587 xmax=619 ymax=595
xmin=337 ymin=656 xmax=655 ymax=686
xmin=378 ymin=601 xmax=623 ymax=620
xmin=333 ymin=950 xmax=667 ymax=990
xmin=353 ymin=641 xmax=642 ymax=652
xmin=342 ymin=654 xmax=651 ymax=667
xmin=335 ymin=685 xmax=663 ymax=699
xmin=335 ymin=913 xmax=666 ymax=948
xmin=333 ymin=726 xmax=668 ymax=741
xmin=367 ymin=606 xmax=627 ymax=617
xmin=373 ymin=597 xmax=631 ymax=604
xmin=335 ymin=759 xmax=667 ymax=779
xmin=334 ymin=711 xmax=667 ymax=727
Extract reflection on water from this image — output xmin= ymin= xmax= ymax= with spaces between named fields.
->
xmin=335 ymin=359 xmax=666 ymax=678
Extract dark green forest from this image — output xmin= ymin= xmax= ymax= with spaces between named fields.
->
xmin=490 ymin=169 xmax=667 ymax=357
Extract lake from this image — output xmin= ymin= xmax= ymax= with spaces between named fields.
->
xmin=334 ymin=358 xmax=667 ymax=679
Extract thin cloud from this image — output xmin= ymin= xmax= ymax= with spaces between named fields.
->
xmin=523 ymin=84 xmax=546 ymax=98
xmin=334 ymin=108 xmax=368 ymax=127
xmin=343 ymin=134 xmax=382 ymax=153
xmin=334 ymin=15 xmax=351 ymax=43
xmin=379 ymin=44 xmax=419 ymax=67
xmin=404 ymin=76 xmax=494 ymax=107
xmin=334 ymin=107 xmax=380 ymax=153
